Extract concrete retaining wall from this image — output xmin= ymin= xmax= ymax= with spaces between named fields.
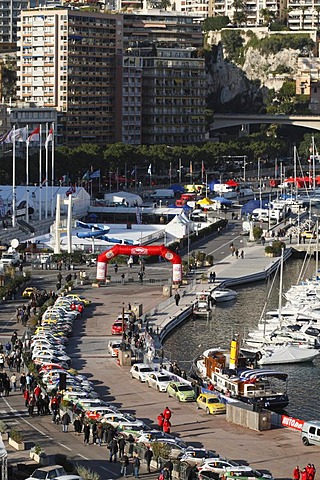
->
xmin=226 ymin=403 xmax=272 ymax=431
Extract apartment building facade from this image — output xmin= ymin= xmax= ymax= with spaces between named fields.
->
xmin=0 ymin=0 xmax=28 ymax=50
xmin=17 ymin=8 xmax=205 ymax=146
xmin=17 ymin=9 xmax=120 ymax=145
xmin=287 ymin=0 xmax=320 ymax=30
xmin=206 ymin=0 xmax=286 ymax=26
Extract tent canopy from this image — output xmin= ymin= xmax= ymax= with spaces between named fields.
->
xmin=225 ymin=179 xmax=239 ymax=187
xmin=213 ymin=196 xmax=233 ymax=205
xmin=198 ymin=197 xmax=214 ymax=206
xmin=241 ymin=199 xmax=269 ymax=215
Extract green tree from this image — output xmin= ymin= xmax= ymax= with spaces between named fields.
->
xmin=221 ymin=29 xmax=244 ymax=62
xmin=203 ymin=16 xmax=230 ymax=31
xmin=232 ymin=0 xmax=247 ymax=25
xmin=260 ymin=8 xmax=276 ymax=26
xmin=278 ymin=81 xmax=296 ymax=102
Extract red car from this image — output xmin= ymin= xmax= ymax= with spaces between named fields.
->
xmin=111 ymin=320 xmax=127 ymax=335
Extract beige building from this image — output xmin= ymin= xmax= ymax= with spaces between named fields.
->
xmin=206 ymin=0 xmax=286 ymax=26
xmin=287 ymin=0 xmax=320 ymax=30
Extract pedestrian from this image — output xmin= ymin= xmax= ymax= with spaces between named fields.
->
xmin=157 ymin=412 xmax=164 ymax=430
xmin=127 ymin=433 xmax=135 ymax=457
xmin=19 ymin=373 xmax=26 ymax=391
xmin=235 ymin=249 xmax=239 ymax=258
xmin=174 ymin=291 xmax=180 ymax=306
xmin=210 ymin=271 xmax=216 ymax=283
xmin=23 ymin=388 xmax=30 ymax=407
xmin=163 ymin=418 xmax=171 ymax=434
xmin=289 ymin=233 xmax=292 ymax=244
xmin=164 ymin=460 xmax=174 ymax=480
xmin=163 ymin=406 xmax=171 ymax=420
xmin=118 ymin=436 xmax=126 ymax=457
xmin=61 ymin=411 xmax=71 ymax=433
xmin=144 ymin=446 xmax=153 ymax=473
xmin=293 ymin=466 xmax=300 ymax=480
xmin=28 ymin=395 xmax=35 ymax=416
xmin=133 ymin=454 xmax=141 ymax=479
xmin=10 ymin=373 xmax=17 ymax=392
xmin=240 ymin=250 xmax=244 ymax=259
xmin=121 ymin=273 xmax=125 ymax=284
xmin=114 ymin=263 xmax=118 ymax=274
xmin=109 ymin=438 xmax=118 ymax=462
xmin=83 ymin=423 xmax=90 ymax=444
xmin=310 ymin=465 xmax=316 ymax=480
xmin=301 ymin=469 xmax=308 ymax=480
xmin=138 ymin=271 xmax=144 ymax=284
xmin=96 ymin=422 xmax=104 ymax=446
xmin=120 ymin=454 xmax=129 ymax=477
xmin=51 ymin=395 xmax=59 ymax=422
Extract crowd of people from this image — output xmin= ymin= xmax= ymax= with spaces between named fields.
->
xmin=293 ymin=464 xmax=316 ymax=480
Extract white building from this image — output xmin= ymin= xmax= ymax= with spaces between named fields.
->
xmin=0 ymin=0 xmax=28 ymax=45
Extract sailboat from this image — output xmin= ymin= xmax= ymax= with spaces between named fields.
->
xmin=242 ymin=249 xmax=320 ymax=364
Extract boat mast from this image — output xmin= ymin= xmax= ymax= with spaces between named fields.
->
xmin=293 ymin=145 xmax=297 ymax=200
xmin=278 ymin=248 xmax=284 ymax=324
xmin=316 ymin=218 xmax=319 ymax=279
xmin=312 ymin=135 xmax=316 ymax=191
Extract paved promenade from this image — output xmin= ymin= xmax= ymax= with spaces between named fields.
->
xmin=1 ymin=240 xmax=318 ymax=480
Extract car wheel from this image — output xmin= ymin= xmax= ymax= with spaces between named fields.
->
xmin=206 ymin=407 xmax=211 ymax=415
xmin=302 ymin=437 xmax=310 ymax=446
xmin=157 ymin=386 xmax=160 ymax=391
xmin=140 ymin=377 xmax=143 ymax=382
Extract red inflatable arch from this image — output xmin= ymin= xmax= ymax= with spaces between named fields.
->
xmin=96 ymin=244 xmax=182 ymax=283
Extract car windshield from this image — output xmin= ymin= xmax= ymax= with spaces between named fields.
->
xmin=140 ymin=367 xmax=153 ymax=372
xmin=159 ymin=376 xmax=170 ymax=382
xmin=251 ymin=470 xmax=263 ymax=478
xmin=208 ymin=398 xmax=220 ymax=404
xmin=178 ymin=385 xmax=193 ymax=392
xmin=31 ymin=471 xmax=47 ymax=479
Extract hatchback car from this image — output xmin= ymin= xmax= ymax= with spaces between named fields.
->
xmin=111 ymin=320 xmax=127 ymax=335
xmin=221 ymin=467 xmax=273 ymax=480
xmin=196 ymin=393 xmax=226 ymax=415
xmin=25 ymin=465 xmax=83 ymax=480
xmin=198 ymin=459 xmax=240 ymax=475
xmin=167 ymin=382 xmax=196 ymax=402
xmin=22 ymin=287 xmax=39 ymax=298
xmin=108 ymin=340 xmax=122 ymax=357
xmin=146 ymin=372 xmax=171 ymax=392
xmin=130 ymin=363 xmax=154 ymax=382
xmin=179 ymin=448 xmax=219 ymax=466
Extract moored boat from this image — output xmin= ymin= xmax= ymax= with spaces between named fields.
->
xmin=193 ymin=292 xmax=212 ymax=318
xmin=212 ymin=287 xmax=237 ymax=303
xmin=242 ymin=344 xmax=319 ymax=366
xmin=192 ymin=340 xmax=289 ymax=411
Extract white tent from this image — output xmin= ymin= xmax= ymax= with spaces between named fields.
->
xmin=0 ymin=185 xmax=90 ymax=218
xmin=165 ymin=213 xmax=194 ymax=239
xmin=103 ymin=191 xmax=142 ymax=207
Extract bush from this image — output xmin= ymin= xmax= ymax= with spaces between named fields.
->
xmin=265 ymin=240 xmax=285 ymax=256
xmin=203 ymin=16 xmax=230 ymax=31
xmin=10 ymin=428 xmax=23 ymax=443
xmin=76 ymin=465 xmax=100 ymax=480
xmin=252 ymin=226 xmax=263 ymax=240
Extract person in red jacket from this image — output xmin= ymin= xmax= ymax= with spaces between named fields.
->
xmin=163 ymin=406 xmax=171 ymax=421
xmin=157 ymin=413 xmax=164 ymax=430
xmin=309 ymin=464 xmax=316 ymax=480
xmin=293 ymin=466 xmax=300 ymax=480
xmin=163 ymin=418 xmax=171 ymax=434
xmin=23 ymin=389 xmax=30 ymax=407
xmin=301 ymin=469 xmax=308 ymax=480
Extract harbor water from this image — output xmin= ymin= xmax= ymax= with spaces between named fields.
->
xmin=163 ymin=257 xmax=320 ymax=421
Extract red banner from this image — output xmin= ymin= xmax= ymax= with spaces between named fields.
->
xmin=281 ymin=415 xmax=304 ymax=431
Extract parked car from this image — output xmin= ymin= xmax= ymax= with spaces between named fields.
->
xmin=198 ymin=459 xmax=240 ymax=475
xmin=196 ymin=393 xmax=226 ymax=415
xmin=108 ymin=340 xmax=122 ymax=357
xmin=167 ymin=382 xmax=196 ymax=402
xmin=111 ymin=320 xmax=127 ymax=335
xmin=130 ymin=363 xmax=154 ymax=382
xmin=22 ymin=287 xmax=39 ymax=298
xmin=179 ymin=448 xmax=219 ymax=466
xmin=221 ymin=467 xmax=273 ymax=480
xmin=146 ymin=372 xmax=171 ymax=392
xmin=25 ymin=465 xmax=83 ymax=480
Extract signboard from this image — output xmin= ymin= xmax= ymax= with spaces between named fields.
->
xmin=281 ymin=415 xmax=304 ymax=431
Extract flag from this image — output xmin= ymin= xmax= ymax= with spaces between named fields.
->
xmin=41 ymin=178 xmax=46 ymax=186
xmin=5 ymin=127 xmax=28 ymax=143
xmin=0 ymin=130 xmax=10 ymax=144
xmin=202 ymin=161 xmax=206 ymax=173
xmin=66 ymin=185 xmax=76 ymax=196
xmin=148 ymin=164 xmax=152 ymax=175
xmin=27 ymin=125 xmax=40 ymax=143
xmin=81 ymin=170 xmax=90 ymax=181
xmin=90 ymin=169 xmax=100 ymax=179
xmin=60 ymin=174 xmax=70 ymax=184
xmin=45 ymin=127 xmax=53 ymax=147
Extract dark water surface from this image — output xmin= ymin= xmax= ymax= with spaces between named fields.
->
xmin=163 ymin=258 xmax=320 ymax=420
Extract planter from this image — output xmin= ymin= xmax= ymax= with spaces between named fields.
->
xmin=30 ymin=452 xmax=49 ymax=465
xmin=265 ymin=252 xmax=279 ymax=258
xmin=9 ymin=437 xmax=25 ymax=451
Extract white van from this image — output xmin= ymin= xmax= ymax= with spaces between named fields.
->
xmin=150 ymin=189 xmax=174 ymax=199
xmin=301 ymin=420 xmax=320 ymax=446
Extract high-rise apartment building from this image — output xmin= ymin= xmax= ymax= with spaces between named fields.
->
xmin=17 ymin=8 xmax=205 ymax=145
xmin=287 ymin=0 xmax=320 ymax=30
xmin=17 ymin=9 xmax=119 ymax=145
xmin=207 ymin=0 xmax=286 ymax=26
xmin=118 ymin=11 xmax=206 ymax=145
xmin=0 ymin=0 xmax=28 ymax=49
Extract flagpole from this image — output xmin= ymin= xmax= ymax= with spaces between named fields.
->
xmin=125 ymin=162 xmax=127 ymax=189
xmin=45 ymin=122 xmax=48 ymax=219
xmin=51 ymin=122 xmax=55 ymax=217
xmin=201 ymin=161 xmax=204 ymax=184
xmin=26 ymin=125 xmax=29 ymax=222
xmin=12 ymin=126 xmax=16 ymax=228
xmin=98 ymin=171 xmax=101 ymax=192
xmin=39 ymin=124 xmax=42 ymax=221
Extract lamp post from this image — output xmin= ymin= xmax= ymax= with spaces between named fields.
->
xmin=178 ymin=158 xmax=182 ymax=184
xmin=243 ymin=155 xmax=247 ymax=182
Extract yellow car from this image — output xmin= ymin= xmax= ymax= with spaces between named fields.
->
xmin=301 ymin=231 xmax=316 ymax=239
xmin=65 ymin=294 xmax=91 ymax=306
xmin=22 ymin=287 xmax=38 ymax=298
xmin=196 ymin=393 xmax=226 ymax=415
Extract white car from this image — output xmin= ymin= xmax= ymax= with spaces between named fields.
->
xmin=179 ymin=448 xmax=219 ymax=466
xmin=198 ymin=459 xmax=240 ymax=474
xmin=102 ymin=413 xmax=145 ymax=428
xmin=108 ymin=340 xmax=122 ymax=357
xmin=146 ymin=372 xmax=171 ymax=392
xmin=25 ymin=465 xmax=82 ymax=480
xmin=130 ymin=363 xmax=154 ymax=382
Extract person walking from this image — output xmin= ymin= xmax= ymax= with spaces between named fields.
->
xmin=109 ymin=438 xmax=118 ymax=462
xmin=163 ymin=406 xmax=172 ymax=421
xmin=118 ymin=436 xmax=126 ymax=458
xmin=61 ymin=411 xmax=71 ymax=433
xmin=120 ymin=454 xmax=129 ymax=477
xmin=83 ymin=423 xmax=90 ymax=445
xmin=164 ymin=460 xmax=174 ymax=480
xmin=10 ymin=373 xmax=17 ymax=392
xmin=127 ymin=434 xmax=135 ymax=457
xmin=133 ymin=454 xmax=141 ymax=479
xmin=163 ymin=418 xmax=171 ymax=434
xmin=157 ymin=412 xmax=164 ymax=430
xmin=144 ymin=446 xmax=153 ymax=474
xmin=174 ymin=292 xmax=181 ymax=306
xmin=293 ymin=466 xmax=300 ymax=480
xmin=96 ymin=422 xmax=104 ymax=446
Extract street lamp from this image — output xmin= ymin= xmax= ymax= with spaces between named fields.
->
xmin=243 ymin=156 xmax=247 ymax=182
